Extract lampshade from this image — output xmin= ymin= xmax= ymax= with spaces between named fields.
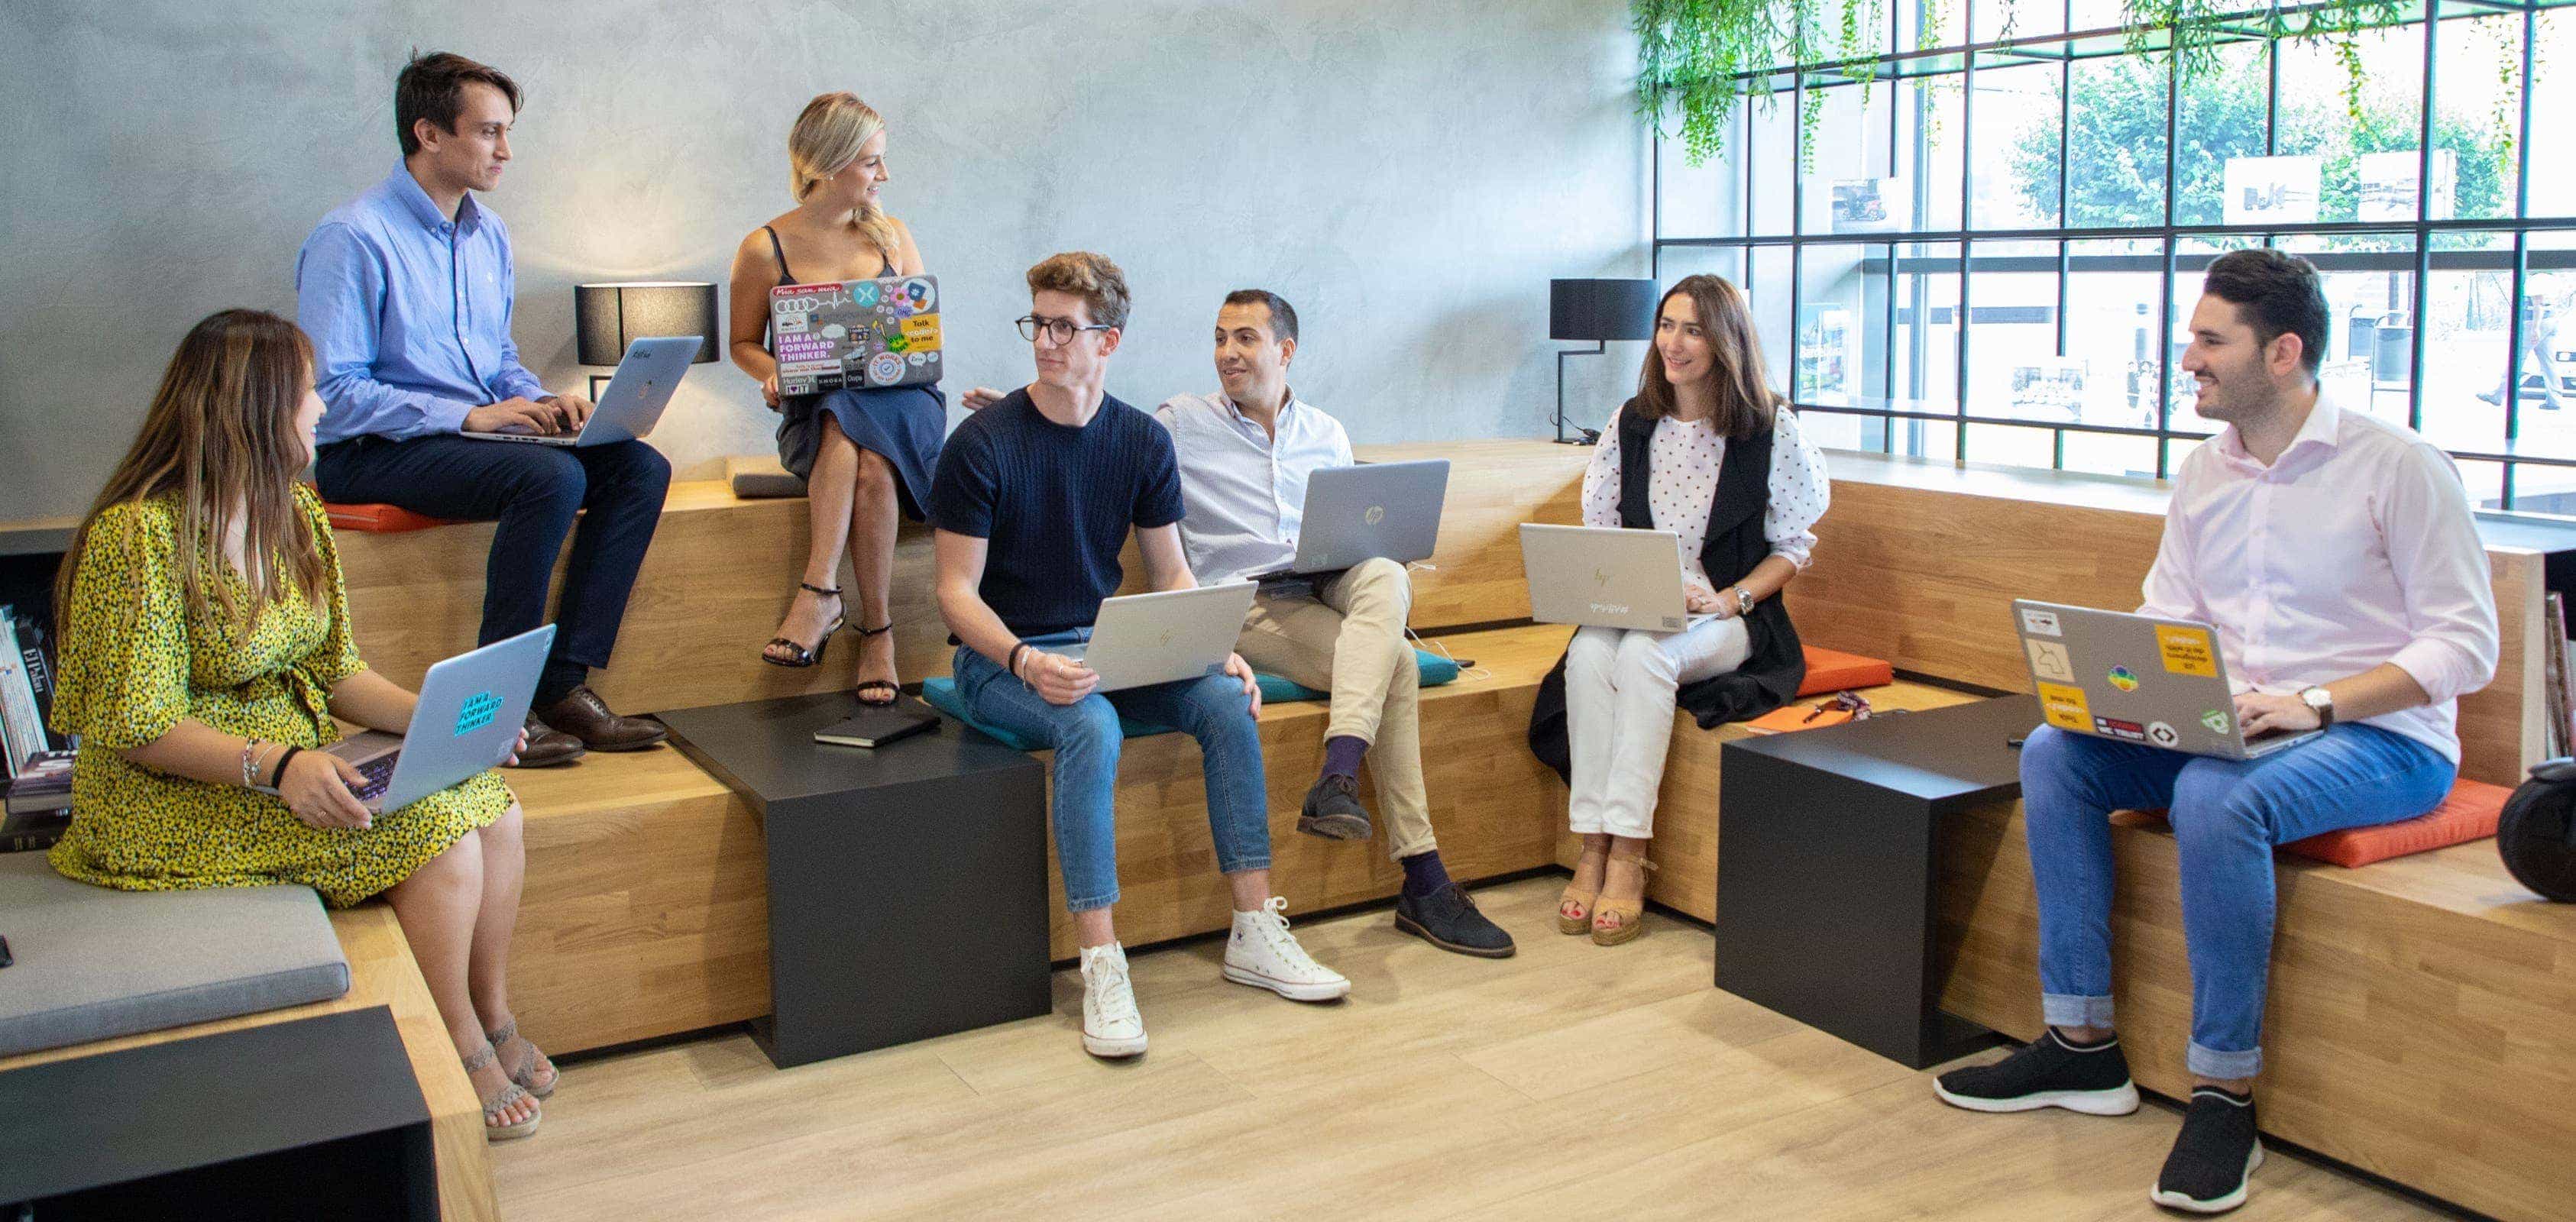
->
xmin=1549 ymin=278 xmax=1659 ymax=342
xmin=575 ymin=281 xmax=721 ymax=366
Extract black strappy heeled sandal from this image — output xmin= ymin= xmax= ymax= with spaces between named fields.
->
xmin=762 ymin=583 xmax=846 ymax=668
xmin=853 ymin=622 xmax=898 ymax=705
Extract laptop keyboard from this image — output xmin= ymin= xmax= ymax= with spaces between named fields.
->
xmin=353 ymin=753 xmax=398 ymax=803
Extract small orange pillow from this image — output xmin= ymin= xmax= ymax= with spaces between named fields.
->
xmin=324 ymin=502 xmax=458 ymax=533
xmin=1799 ymin=645 xmax=1895 ymax=696
xmin=2108 ymin=777 xmax=2510 ymax=868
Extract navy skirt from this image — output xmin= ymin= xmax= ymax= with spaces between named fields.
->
xmin=775 ymin=384 xmax=947 ymax=522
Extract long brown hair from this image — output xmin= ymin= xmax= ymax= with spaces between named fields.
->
xmin=1632 ymin=274 xmax=1781 ymax=441
xmin=58 ymin=309 xmax=327 ymax=628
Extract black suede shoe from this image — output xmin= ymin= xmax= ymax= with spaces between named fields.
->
xmin=1933 ymin=1028 xmax=2141 ymax=1115
xmin=2151 ymin=1088 xmax=2263 ymax=1214
xmin=1297 ymin=774 xmax=1372 ymax=840
xmin=1393 ymin=884 xmax=1516 ymax=958
xmin=507 ymin=715 xmax=586 ymax=768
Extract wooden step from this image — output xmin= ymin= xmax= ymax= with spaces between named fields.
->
xmin=1937 ymin=802 xmax=2576 ymax=1222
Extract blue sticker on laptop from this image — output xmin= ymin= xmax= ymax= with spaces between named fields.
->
xmin=455 ymin=691 xmax=502 ymax=736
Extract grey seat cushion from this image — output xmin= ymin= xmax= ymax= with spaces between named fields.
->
xmin=0 ymin=854 xmax=350 ymax=1058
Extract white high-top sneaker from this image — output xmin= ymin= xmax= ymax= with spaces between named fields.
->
xmin=1079 ymin=942 xmax=1147 ymax=1059
xmin=1222 ymin=897 xmax=1351 ymax=1001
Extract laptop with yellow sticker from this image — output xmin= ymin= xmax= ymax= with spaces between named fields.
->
xmin=2009 ymin=600 xmax=2319 ymax=761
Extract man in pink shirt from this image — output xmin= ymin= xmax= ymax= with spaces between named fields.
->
xmin=1932 ymin=249 xmax=2499 ymax=1214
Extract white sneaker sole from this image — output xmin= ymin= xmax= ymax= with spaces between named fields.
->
xmin=1083 ymin=1030 xmax=1147 ymax=1059
xmin=1932 ymin=1079 xmax=2141 ymax=1116
xmin=2149 ymin=1140 xmax=2264 ymax=1214
xmin=1222 ymin=962 xmax=1351 ymax=1001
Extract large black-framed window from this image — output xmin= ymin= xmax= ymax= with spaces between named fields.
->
xmin=1652 ymin=0 xmax=2576 ymax=513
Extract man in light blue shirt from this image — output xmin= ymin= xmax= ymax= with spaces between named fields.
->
xmin=1156 ymin=290 xmax=1512 ymax=959
xmin=297 ymin=52 xmax=671 ymax=764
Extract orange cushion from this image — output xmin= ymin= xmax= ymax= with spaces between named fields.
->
xmin=1798 ymin=645 xmax=1895 ymax=696
xmin=2108 ymin=777 xmax=2510 ymax=868
xmin=323 ymin=502 xmax=458 ymax=533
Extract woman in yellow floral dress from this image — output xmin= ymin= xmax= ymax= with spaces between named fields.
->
xmin=47 ymin=309 xmax=556 ymax=1140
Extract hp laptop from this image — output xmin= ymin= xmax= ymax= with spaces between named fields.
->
xmin=2010 ymin=600 xmax=2319 ymax=760
xmin=264 ymin=626 xmax=555 ymax=813
xmin=769 ymin=273 xmax=943 ymax=395
xmin=1248 ymin=459 xmax=1449 ymax=582
xmin=462 ymin=335 xmax=696 ymax=447
xmin=1519 ymin=523 xmax=1709 ymax=633
xmin=1060 ymin=582 xmax=1259 ymax=692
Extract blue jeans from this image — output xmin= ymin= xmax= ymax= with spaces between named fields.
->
xmin=316 ymin=435 xmax=672 ymax=688
xmin=2019 ymin=723 xmax=2453 ymax=1079
xmin=953 ymin=632 xmax=1270 ymax=913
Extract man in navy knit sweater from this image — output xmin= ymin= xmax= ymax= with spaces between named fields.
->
xmin=930 ymin=252 xmax=1348 ymax=1059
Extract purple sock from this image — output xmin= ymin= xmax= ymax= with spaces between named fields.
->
xmin=1400 ymin=850 xmax=1452 ymax=898
xmin=1322 ymin=735 xmax=1367 ymax=781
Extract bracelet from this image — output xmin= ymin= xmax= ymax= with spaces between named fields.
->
xmin=270 ymin=745 xmax=303 ymax=789
xmin=1006 ymin=641 xmax=1031 ymax=680
xmin=240 ymin=740 xmax=266 ymax=787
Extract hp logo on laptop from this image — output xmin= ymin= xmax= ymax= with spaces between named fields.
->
xmin=1364 ymin=505 xmax=1385 ymax=525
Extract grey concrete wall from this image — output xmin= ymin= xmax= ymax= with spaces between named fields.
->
xmin=0 ymin=0 xmax=1648 ymax=520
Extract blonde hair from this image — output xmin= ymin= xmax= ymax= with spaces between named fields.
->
xmin=788 ymin=92 xmax=902 ymax=267
xmin=60 ymin=309 xmax=328 ymax=628
xmin=1026 ymin=252 xmax=1131 ymax=330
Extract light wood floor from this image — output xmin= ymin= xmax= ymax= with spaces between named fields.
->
xmin=491 ymin=877 xmax=2455 ymax=1221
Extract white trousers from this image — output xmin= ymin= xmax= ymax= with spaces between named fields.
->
xmin=1564 ymin=617 xmax=1753 ymax=839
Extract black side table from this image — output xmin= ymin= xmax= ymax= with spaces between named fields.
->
xmin=1714 ymin=694 xmax=2035 ymax=1068
xmin=0 ymin=1006 xmax=435 ymax=1220
xmin=659 ymin=692 xmax=1053 ymax=1069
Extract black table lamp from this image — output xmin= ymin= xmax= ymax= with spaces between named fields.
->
xmin=1549 ymin=278 xmax=1659 ymax=444
xmin=575 ymin=281 xmax=721 ymax=398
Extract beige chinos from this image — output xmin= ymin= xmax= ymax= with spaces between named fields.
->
xmin=1234 ymin=557 xmax=1433 ymax=859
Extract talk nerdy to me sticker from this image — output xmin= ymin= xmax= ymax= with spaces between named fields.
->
xmin=2038 ymin=682 xmax=2091 ymax=731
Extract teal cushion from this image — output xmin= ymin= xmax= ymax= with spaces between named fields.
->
xmin=1254 ymin=648 xmax=1462 ymax=703
xmin=917 ymin=677 xmax=1173 ymax=752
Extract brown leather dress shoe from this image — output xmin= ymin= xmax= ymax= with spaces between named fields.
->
xmin=510 ymin=715 xmax=587 ymax=768
xmin=536 ymin=686 xmax=668 ymax=752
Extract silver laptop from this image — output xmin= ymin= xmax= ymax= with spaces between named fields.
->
xmin=1520 ymin=523 xmax=1710 ymax=632
xmin=1059 ymin=582 xmax=1259 ymax=693
xmin=272 ymin=626 xmax=555 ymax=813
xmin=2010 ymin=600 xmax=2319 ymax=760
xmin=461 ymin=336 xmax=696 ymax=447
xmin=1249 ymin=459 xmax=1450 ymax=581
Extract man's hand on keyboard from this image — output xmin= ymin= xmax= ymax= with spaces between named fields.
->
xmin=281 ymin=752 xmax=374 ymax=830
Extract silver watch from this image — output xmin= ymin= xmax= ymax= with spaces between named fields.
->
xmin=1733 ymin=585 xmax=1756 ymax=615
xmin=2298 ymin=685 xmax=2335 ymax=727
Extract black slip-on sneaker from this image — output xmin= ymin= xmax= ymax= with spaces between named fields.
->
xmin=1393 ymin=883 xmax=1516 ymax=958
xmin=2150 ymin=1088 xmax=2263 ymax=1214
xmin=1298 ymin=774 xmax=1373 ymax=840
xmin=1933 ymin=1028 xmax=2142 ymax=1116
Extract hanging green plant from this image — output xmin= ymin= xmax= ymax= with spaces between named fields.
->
xmin=1636 ymin=0 xmax=1884 ymax=173
xmin=1640 ymin=0 xmax=2514 ymax=173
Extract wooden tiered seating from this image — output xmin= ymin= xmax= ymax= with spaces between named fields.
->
xmin=309 ymin=436 xmax=2576 ymax=1221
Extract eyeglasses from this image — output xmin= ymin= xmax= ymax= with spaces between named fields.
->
xmin=1017 ymin=315 xmax=1116 ymax=345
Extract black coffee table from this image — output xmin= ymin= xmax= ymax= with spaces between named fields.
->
xmin=0 ymin=1006 xmax=435 ymax=1219
xmin=1714 ymin=694 xmax=2034 ymax=1068
xmin=659 ymin=693 xmax=1053 ymax=1068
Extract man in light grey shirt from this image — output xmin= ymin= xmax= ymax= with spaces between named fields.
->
xmin=1156 ymin=290 xmax=1512 ymax=959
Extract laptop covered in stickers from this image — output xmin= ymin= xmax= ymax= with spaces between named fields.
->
xmin=769 ymin=273 xmax=943 ymax=396
xmin=2009 ymin=600 xmax=2319 ymax=761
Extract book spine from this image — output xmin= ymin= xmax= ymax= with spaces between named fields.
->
xmin=0 ymin=609 xmax=32 ymax=776
xmin=11 ymin=606 xmax=63 ymax=752
xmin=2 ymin=829 xmax=66 ymax=853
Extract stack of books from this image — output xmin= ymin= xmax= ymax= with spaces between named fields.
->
xmin=2 ymin=603 xmax=73 ymax=852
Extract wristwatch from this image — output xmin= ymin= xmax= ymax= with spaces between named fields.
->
xmin=2298 ymin=685 xmax=2335 ymax=728
xmin=1733 ymin=586 xmax=1756 ymax=616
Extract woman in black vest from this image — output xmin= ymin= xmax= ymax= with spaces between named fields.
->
xmin=1528 ymin=275 xmax=1830 ymax=945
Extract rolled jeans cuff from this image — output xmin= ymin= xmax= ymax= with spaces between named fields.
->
xmin=1065 ymin=888 xmax=1119 ymax=914
xmin=2042 ymin=993 xmax=2115 ymax=1030
xmin=2188 ymin=1041 xmax=2262 ymax=1081
xmin=1219 ymin=853 xmax=1272 ymax=877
